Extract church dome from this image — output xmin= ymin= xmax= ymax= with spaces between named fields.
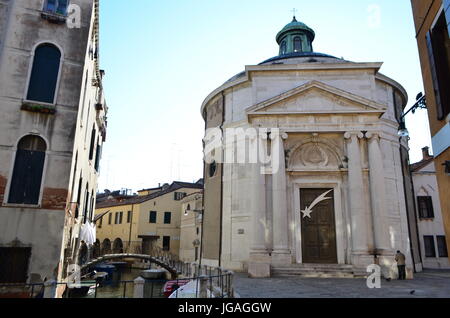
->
xmin=276 ymin=17 xmax=315 ymax=55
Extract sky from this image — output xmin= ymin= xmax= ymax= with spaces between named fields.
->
xmin=97 ymin=0 xmax=431 ymax=193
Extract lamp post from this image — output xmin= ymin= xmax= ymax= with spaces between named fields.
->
xmin=398 ymin=92 xmax=427 ymax=137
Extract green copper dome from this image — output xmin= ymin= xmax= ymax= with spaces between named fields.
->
xmin=276 ymin=17 xmax=315 ymax=55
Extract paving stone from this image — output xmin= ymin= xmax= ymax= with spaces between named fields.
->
xmin=234 ymin=270 xmax=450 ymax=298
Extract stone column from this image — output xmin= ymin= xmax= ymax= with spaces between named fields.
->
xmin=344 ymin=132 xmax=369 ymax=263
xmin=271 ymin=131 xmax=291 ymax=264
xmin=248 ymin=133 xmax=271 ymax=278
xmin=366 ymin=132 xmax=391 ymax=254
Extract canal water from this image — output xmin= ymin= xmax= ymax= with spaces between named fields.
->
xmin=83 ymin=267 xmax=168 ymax=298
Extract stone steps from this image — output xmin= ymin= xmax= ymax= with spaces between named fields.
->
xmin=272 ymin=264 xmax=366 ymax=278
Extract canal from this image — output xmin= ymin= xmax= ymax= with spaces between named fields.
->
xmin=82 ymin=266 xmax=168 ymax=298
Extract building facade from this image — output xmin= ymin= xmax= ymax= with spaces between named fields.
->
xmin=411 ymin=0 xmax=450 ymax=261
xmin=0 ymin=0 xmax=107 ymax=289
xmin=179 ymin=192 xmax=203 ymax=263
xmin=201 ymin=17 xmax=421 ymax=278
xmin=412 ymin=147 xmax=449 ymax=269
xmin=95 ymin=181 xmax=203 ymax=259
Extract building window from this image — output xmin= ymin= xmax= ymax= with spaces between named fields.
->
xmin=418 ymin=196 xmax=434 ymax=219
xmin=114 ymin=212 xmax=123 ymax=225
xmin=94 ymin=139 xmax=102 ymax=172
xmin=149 ymin=211 xmax=157 ymax=223
xmin=26 ymin=44 xmax=61 ymax=104
xmin=196 ymin=227 xmax=200 ymax=235
xmin=98 ymin=217 xmax=103 ymax=229
xmin=437 ymin=236 xmax=448 ymax=258
xmin=108 ymin=213 xmax=112 ymax=225
xmin=8 ymin=136 xmax=46 ymax=205
xmin=88 ymin=126 xmax=96 ymax=161
xmin=163 ymin=236 xmax=170 ymax=251
xmin=293 ymin=36 xmax=302 ymax=52
xmin=164 ymin=212 xmax=171 ymax=224
xmin=426 ymin=11 xmax=450 ymax=120
xmin=195 ymin=247 xmax=199 ymax=261
xmin=0 ymin=247 xmax=32 ymax=283
xmin=174 ymin=192 xmax=186 ymax=201
xmin=43 ymin=0 xmax=69 ymax=15
xmin=424 ymin=236 xmax=436 ymax=258
xmin=280 ymin=40 xmax=287 ymax=55
xmin=127 ymin=211 xmax=132 ymax=223
xmin=209 ymin=161 xmax=217 ymax=178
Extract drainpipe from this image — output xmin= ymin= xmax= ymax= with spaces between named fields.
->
xmin=127 ymin=204 xmax=134 ymax=253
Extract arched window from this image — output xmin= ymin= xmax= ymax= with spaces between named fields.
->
xmin=8 ymin=135 xmax=47 ymax=205
xmin=27 ymin=44 xmax=61 ymax=104
xmin=280 ymin=41 xmax=287 ymax=55
xmin=294 ymin=36 xmax=302 ymax=52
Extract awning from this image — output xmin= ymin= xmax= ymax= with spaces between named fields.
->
xmin=93 ymin=210 xmax=110 ymax=223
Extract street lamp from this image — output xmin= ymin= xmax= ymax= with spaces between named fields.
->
xmin=398 ymin=92 xmax=427 ymax=137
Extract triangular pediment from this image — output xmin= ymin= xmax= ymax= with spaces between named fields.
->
xmin=247 ymin=80 xmax=387 ymax=116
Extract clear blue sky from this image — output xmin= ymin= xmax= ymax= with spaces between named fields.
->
xmin=98 ymin=0 xmax=431 ymax=192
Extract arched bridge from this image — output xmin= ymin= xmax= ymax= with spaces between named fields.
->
xmin=80 ymin=254 xmax=179 ymax=279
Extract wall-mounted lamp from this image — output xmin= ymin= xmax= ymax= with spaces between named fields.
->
xmin=398 ymin=93 xmax=427 ymax=137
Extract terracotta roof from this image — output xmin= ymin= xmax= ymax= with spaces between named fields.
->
xmin=95 ymin=181 xmax=203 ymax=209
xmin=410 ymin=157 xmax=434 ymax=173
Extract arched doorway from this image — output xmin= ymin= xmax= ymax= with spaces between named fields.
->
xmin=113 ymin=238 xmax=124 ymax=254
xmin=101 ymin=239 xmax=111 ymax=255
xmin=93 ymin=240 xmax=101 ymax=258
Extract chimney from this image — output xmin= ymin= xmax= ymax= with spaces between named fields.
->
xmin=422 ymin=147 xmax=432 ymax=160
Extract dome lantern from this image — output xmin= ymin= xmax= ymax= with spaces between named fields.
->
xmin=276 ymin=16 xmax=315 ymax=55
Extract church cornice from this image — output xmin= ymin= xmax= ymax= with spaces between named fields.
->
xmin=246 ymin=80 xmax=387 ymax=117
xmin=201 ymin=62 xmax=386 ymax=117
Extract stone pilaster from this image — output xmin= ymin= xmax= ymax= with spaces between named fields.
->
xmin=248 ymin=133 xmax=271 ymax=277
xmin=270 ymin=131 xmax=291 ymax=265
xmin=344 ymin=132 xmax=370 ymax=266
xmin=366 ymin=132 xmax=391 ymax=253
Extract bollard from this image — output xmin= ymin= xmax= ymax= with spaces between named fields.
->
xmin=43 ymin=280 xmax=57 ymax=298
xmin=133 ymin=276 xmax=145 ymax=298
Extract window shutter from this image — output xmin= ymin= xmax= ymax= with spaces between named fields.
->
xmin=426 ymin=31 xmax=444 ymax=120
xmin=437 ymin=236 xmax=449 ymax=257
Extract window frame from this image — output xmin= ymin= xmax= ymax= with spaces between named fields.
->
xmin=293 ymin=36 xmax=302 ymax=52
xmin=162 ymin=236 xmax=171 ymax=251
xmin=164 ymin=212 xmax=172 ymax=225
xmin=149 ymin=211 xmax=157 ymax=224
xmin=417 ymin=196 xmax=435 ymax=219
xmin=426 ymin=8 xmax=450 ymax=120
xmin=437 ymin=236 xmax=449 ymax=258
xmin=24 ymin=42 xmax=63 ymax=106
xmin=3 ymin=134 xmax=48 ymax=207
xmin=43 ymin=0 xmax=70 ymax=16
xmin=424 ymin=235 xmax=437 ymax=258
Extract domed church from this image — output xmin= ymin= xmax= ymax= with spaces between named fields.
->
xmin=200 ymin=16 xmax=421 ymax=278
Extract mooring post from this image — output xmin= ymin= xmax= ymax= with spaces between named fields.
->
xmin=133 ymin=276 xmax=145 ymax=298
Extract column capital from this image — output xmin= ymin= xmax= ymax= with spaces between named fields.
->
xmin=269 ymin=131 xmax=288 ymax=140
xmin=344 ymin=131 xmax=364 ymax=140
xmin=366 ymin=131 xmax=381 ymax=141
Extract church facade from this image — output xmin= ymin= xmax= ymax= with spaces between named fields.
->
xmin=201 ymin=17 xmax=421 ymax=279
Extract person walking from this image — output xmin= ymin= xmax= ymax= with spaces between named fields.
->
xmin=395 ymin=250 xmax=406 ymax=280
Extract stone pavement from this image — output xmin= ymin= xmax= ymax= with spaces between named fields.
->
xmin=234 ymin=270 xmax=450 ymax=298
